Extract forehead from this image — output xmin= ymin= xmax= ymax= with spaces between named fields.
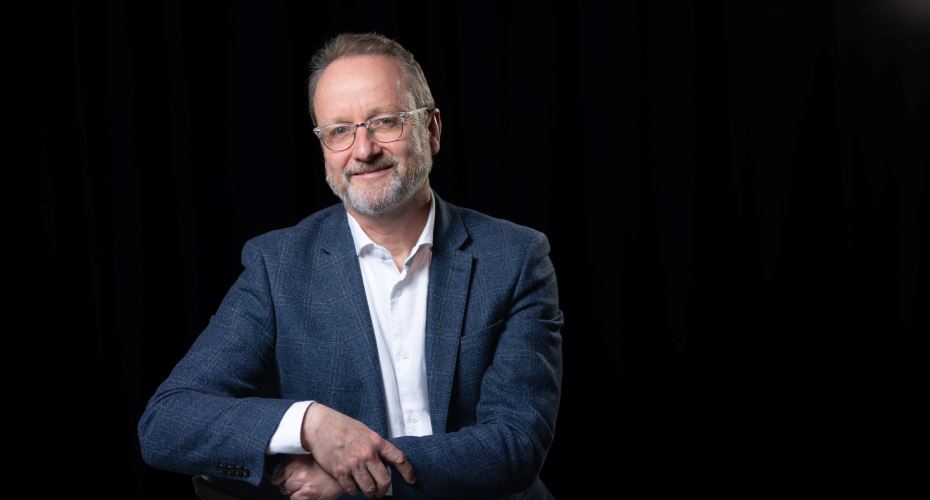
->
xmin=314 ymin=55 xmax=411 ymax=122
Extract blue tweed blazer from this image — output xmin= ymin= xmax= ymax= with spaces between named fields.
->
xmin=139 ymin=194 xmax=563 ymax=499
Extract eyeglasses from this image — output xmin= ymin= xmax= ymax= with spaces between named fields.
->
xmin=313 ymin=107 xmax=432 ymax=152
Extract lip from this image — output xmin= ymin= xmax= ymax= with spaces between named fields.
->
xmin=351 ymin=165 xmax=393 ymax=179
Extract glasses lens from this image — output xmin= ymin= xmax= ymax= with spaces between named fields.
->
xmin=323 ymin=124 xmax=354 ymax=151
xmin=370 ymin=115 xmax=404 ymax=143
xmin=318 ymin=112 xmax=413 ymax=151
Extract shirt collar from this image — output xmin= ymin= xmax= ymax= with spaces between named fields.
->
xmin=346 ymin=190 xmax=436 ymax=262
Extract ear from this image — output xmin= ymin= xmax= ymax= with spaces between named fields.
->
xmin=428 ymin=108 xmax=442 ymax=155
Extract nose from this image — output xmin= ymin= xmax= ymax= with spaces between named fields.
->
xmin=351 ymin=125 xmax=382 ymax=162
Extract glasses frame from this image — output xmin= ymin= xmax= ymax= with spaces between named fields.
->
xmin=313 ymin=107 xmax=432 ymax=152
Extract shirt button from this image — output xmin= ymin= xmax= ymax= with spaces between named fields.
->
xmin=410 ymin=414 xmax=419 ymax=423
xmin=400 ymin=350 xmax=409 ymax=360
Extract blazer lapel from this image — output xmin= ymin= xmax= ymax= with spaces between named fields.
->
xmin=316 ymin=210 xmax=388 ymax=436
xmin=426 ymin=196 xmax=473 ymax=432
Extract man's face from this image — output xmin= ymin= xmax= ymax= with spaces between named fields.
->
xmin=314 ymin=55 xmax=438 ymax=216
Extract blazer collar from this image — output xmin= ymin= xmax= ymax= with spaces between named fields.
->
xmin=424 ymin=194 xmax=473 ymax=432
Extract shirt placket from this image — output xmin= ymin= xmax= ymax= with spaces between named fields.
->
xmin=384 ymin=251 xmax=413 ymax=435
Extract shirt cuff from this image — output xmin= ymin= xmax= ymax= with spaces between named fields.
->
xmin=266 ymin=401 xmax=314 ymax=455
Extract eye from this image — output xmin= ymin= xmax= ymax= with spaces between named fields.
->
xmin=371 ymin=115 xmax=401 ymax=129
xmin=327 ymin=125 xmax=351 ymax=138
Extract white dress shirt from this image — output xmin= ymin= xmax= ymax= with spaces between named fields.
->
xmin=266 ymin=195 xmax=435 ymax=454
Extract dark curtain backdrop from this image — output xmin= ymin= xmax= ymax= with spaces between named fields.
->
xmin=36 ymin=1 xmax=926 ymax=497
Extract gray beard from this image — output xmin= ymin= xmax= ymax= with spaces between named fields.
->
xmin=326 ymin=153 xmax=432 ymax=217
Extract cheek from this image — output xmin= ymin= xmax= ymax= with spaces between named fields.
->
xmin=386 ymin=142 xmax=416 ymax=161
xmin=405 ymin=129 xmax=430 ymax=157
xmin=323 ymin=153 xmax=348 ymax=174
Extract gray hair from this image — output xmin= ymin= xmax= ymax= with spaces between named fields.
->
xmin=307 ymin=33 xmax=435 ymax=124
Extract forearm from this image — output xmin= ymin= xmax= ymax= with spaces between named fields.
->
xmin=389 ymin=420 xmax=552 ymax=499
xmin=139 ymin=384 xmax=296 ymax=486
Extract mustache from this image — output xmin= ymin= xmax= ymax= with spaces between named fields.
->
xmin=345 ymin=157 xmax=399 ymax=176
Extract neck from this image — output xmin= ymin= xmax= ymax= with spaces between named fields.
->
xmin=347 ymin=184 xmax=432 ymax=263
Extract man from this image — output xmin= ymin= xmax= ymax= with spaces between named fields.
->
xmin=139 ymin=33 xmax=563 ymax=500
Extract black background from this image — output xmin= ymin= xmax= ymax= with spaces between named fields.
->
xmin=35 ymin=1 xmax=926 ymax=497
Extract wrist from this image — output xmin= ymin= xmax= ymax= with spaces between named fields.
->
xmin=300 ymin=401 xmax=318 ymax=452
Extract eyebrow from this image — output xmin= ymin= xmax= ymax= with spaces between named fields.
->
xmin=325 ymin=106 xmax=406 ymax=125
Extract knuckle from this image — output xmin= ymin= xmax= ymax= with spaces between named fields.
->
xmin=383 ymin=444 xmax=401 ymax=459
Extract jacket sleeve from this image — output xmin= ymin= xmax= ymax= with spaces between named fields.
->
xmin=137 ymin=238 xmax=295 ymax=487
xmin=390 ymin=232 xmax=564 ymax=499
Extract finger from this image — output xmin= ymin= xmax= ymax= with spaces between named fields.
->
xmin=367 ymin=460 xmax=392 ymax=497
xmin=351 ymin=467 xmax=378 ymax=498
xmin=379 ymin=442 xmax=417 ymax=484
xmin=273 ymin=456 xmax=301 ymax=485
xmin=293 ymin=484 xmax=326 ymax=500
xmin=336 ymin=474 xmax=359 ymax=496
